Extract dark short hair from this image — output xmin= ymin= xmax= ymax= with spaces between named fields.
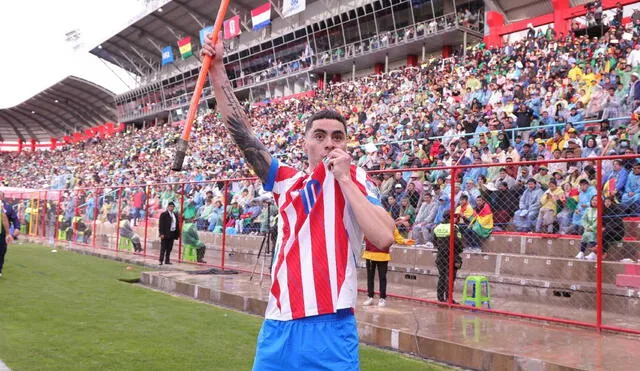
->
xmin=442 ymin=212 xmax=451 ymax=223
xmin=305 ymin=110 xmax=348 ymax=133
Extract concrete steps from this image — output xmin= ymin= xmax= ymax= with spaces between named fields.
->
xmin=486 ymin=233 xmax=639 ymax=261
xmin=88 ymin=224 xmax=640 ymax=315
xmin=205 ymin=246 xmax=640 ymax=316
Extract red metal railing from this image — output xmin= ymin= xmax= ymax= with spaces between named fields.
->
xmin=3 ymin=153 xmax=640 ymax=335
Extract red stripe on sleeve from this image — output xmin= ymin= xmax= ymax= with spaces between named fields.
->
xmin=276 ymin=166 xmax=299 ymax=183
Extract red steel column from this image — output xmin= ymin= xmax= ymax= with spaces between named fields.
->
xmin=448 ymin=168 xmax=457 ymax=306
xmin=143 ymin=186 xmax=151 ymax=256
xmin=221 ymin=181 xmax=230 ymax=270
xmin=441 ymin=45 xmax=452 ymax=58
xmin=484 ymin=11 xmax=505 ymax=48
xmin=552 ymin=0 xmax=570 ymax=38
xmin=595 ymin=159 xmax=603 ymax=332
xmin=178 ymin=184 xmax=186 ymax=262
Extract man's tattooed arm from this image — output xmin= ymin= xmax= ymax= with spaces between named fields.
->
xmin=212 ymin=74 xmax=272 ymax=184
xmin=226 ymin=115 xmax=272 ymax=183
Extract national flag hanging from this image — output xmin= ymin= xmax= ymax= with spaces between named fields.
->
xmin=283 ymin=0 xmax=305 ymax=17
xmin=224 ymin=15 xmax=241 ymax=39
xmin=177 ymin=36 xmax=193 ymax=59
xmin=251 ymin=3 xmax=271 ymax=31
xmin=161 ymin=46 xmax=174 ymax=65
xmin=199 ymin=26 xmax=214 ymax=46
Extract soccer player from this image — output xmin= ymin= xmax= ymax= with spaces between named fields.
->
xmin=202 ymin=33 xmax=395 ymax=370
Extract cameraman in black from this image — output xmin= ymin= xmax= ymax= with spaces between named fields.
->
xmin=433 ymin=212 xmax=464 ymax=303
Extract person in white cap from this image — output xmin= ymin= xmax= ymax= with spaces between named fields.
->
xmin=627 ymin=72 xmax=640 ymax=109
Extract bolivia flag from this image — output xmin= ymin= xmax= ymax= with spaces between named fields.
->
xmin=564 ymin=188 xmax=580 ymax=212
xmin=178 ymin=37 xmax=193 ymax=59
xmin=603 ymin=178 xmax=617 ymax=198
xmin=471 ymin=203 xmax=493 ymax=238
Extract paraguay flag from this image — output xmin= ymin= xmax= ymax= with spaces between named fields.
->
xmin=251 ymin=3 xmax=271 ymax=30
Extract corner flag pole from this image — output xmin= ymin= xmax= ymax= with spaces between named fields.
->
xmin=172 ymin=0 xmax=231 ymax=171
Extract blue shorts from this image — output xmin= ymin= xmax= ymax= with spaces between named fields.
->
xmin=252 ymin=309 xmax=359 ymax=371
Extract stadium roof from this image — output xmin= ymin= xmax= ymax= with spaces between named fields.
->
xmin=90 ymin=0 xmax=282 ymax=77
xmin=0 ymin=76 xmax=116 ymax=142
xmin=95 ymin=0 xmax=595 ymax=77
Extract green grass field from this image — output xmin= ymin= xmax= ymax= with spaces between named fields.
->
xmin=0 ymin=243 xmax=451 ymax=371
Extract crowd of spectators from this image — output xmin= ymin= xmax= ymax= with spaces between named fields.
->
xmin=3 ymin=16 xmax=640 ymax=259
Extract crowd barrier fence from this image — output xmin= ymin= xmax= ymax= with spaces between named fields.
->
xmin=4 ymin=154 xmax=640 ymax=335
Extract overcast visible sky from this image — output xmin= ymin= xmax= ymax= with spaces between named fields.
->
xmin=0 ymin=0 xmax=162 ymax=108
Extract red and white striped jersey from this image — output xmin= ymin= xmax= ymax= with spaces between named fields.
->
xmin=263 ymin=159 xmax=382 ymax=321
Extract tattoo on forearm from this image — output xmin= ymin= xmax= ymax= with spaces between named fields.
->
xmin=220 ymin=82 xmax=246 ymax=122
xmin=217 ymin=83 xmax=271 ymax=183
xmin=226 ymin=116 xmax=271 ymax=182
